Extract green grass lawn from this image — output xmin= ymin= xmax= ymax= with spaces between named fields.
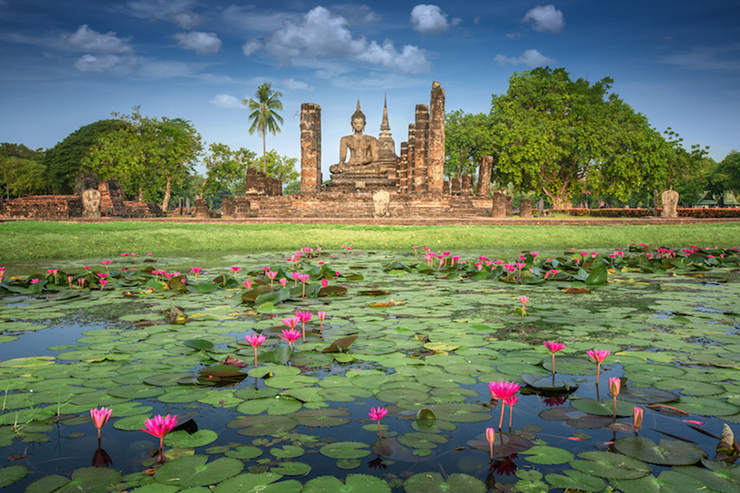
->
xmin=2 ymin=220 xmax=740 ymax=262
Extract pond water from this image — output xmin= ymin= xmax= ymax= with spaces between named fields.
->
xmin=1 ymin=247 xmax=739 ymax=491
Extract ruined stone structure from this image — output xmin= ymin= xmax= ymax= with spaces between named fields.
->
xmin=98 ymin=180 xmax=126 ymax=216
xmin=239 ymin=81 xmax=492 ymax=218
xmin=478 ymin=156 xmax=493 ymax=197
xmin=661 ymin=189 xmax=679 ymax=218
xmin=0 ymin=195 xmax=83 ymax=219
xmin=81 ymin=189 xmax=101 ymax=218
xmin=520 ymin=198 xmax=533 ymax=218
xmin=124 ymin=201 xmax=163 ymax=218
xmin=221 ymin=196 xmax=233 ymax=217
xmin=245 ymin=168 xmax=282 ymax=196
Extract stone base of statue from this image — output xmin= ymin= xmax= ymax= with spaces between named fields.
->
xmin=327 ymin=161 xmax=397 ymax=192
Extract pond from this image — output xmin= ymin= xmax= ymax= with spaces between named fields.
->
xmin=1 ymin=245 xmax=740 ymax=491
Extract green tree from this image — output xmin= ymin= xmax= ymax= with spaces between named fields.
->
xmin=490 ymin=67 xmax=670 ymax=208
xmin=85 ymin=108 xmax=202 ymax=209
xmin=243 ymin=83 xmax=284 ymax=173
xmin=444 ymin=110 xmax=493 ymax=181
xmin=707 ymin=150 xmax=740 ymax=202
xmin=43 ymin=120 xmax=121 ymax=194
xmin=201 ymin=143 xmax=256 ymax=197
xmin=0 ymin=143 xmax=46 ymax=198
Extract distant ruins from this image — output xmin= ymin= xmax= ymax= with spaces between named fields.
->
xmin=246 ymin=81 xmax=492 ymax=218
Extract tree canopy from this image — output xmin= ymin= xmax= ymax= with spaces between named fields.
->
xmin=243 ymin=83 xmax=284 ymax=173
xmin=489 ymin=67 xmax=673 ymax=208
xmin=0 ymin=143 xmax=46 ymax=198
xmin=444 ymin=109 xmax=493 ymax=180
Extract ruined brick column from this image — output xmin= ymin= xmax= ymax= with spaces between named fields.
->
xmin=450 ymin=177 xmax=461 ymax=195
xmin=245 ymin=168 xmax=258 ymax=195
xmin=255 ymin=172 xmax=266 ymax=195
xmin=428 ymin=82 xmax=445 ymax=195
xmin=300 ymin=103 xmax=322 ymax=194
xmin=520 ymin=198 xmax=532 ymax=218
xmin=399 ymin=142 xmax=409 ymax=193
xmin=195 ymin=198 xmax=209 ymax=219
xmin=478 ymin=155 xmax=493 ymax=197
xmin=221 ymin=195 xmax=233 ymax=217
xmin=407 ymin=123 xmax=416 ymax=194
xmin=413 ymin=105 xmax=429 ymax=194
xmin=461 ymin=173 xmax=473 ymax=196
xmin=234 ymin=197 xmax=251 ymax=218
xmin=492 ymin=191 xmax=507 ymax=218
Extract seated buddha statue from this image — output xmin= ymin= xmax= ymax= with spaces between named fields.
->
xmin=329 ymin=101 xmax=379 ymax=175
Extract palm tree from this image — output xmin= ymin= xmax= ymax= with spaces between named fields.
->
xmin=243 ymin=83 xmax=284 ymax=173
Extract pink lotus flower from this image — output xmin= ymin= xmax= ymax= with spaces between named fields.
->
xmin=121 ymin=253 xmax=129 ymax=257
xmin=587 ymin=349 xmax=610 ymax=384
xmin=231 ymin=266 xmax=240 ymax=273
xmin=279 ymin=278 xmax=287 ymax=288
xmin=30 ymin=278 xmax=39 ymax=284
xmin=245 ymin=333 xmax=266 ymax=367
xmin=97 ymin=272 xmax=108 ymax=278
xmin=244 ymin=280 xmax=252 ymax=290
xmin=504 ymin=396 xmax=519 ymax=429
xmin=90 ymin=406 xmax=112 ymax=440
xmin=321 ymin=278 xmax=329 ymax=288
xmin=488 ymin=380 xmax=521 ymax=430
xmin=48 ymin=269 xmax=59 ymax=283
xmin=101 ymin=260 xmax=112 ymax=271
xmin=295 ymin=311 xmax=313 ymax=341
xmin=633 ymin=407 xmax=643 ymax=433
xmin=141 ymin=414 xmax=178 ymax=451
xmin=518 ymin=296 xmax=529 ymax=316
xmin=68 ymin=275 xmax=73 ymax=288
xmin=266 ymin=270 xmax=277 ymax=287
xmin=485 ymin=427 xmax=495 ymax=459
xmin=368 ymin=406 xmax=388 ymax=437
xmin=99 ymin=279 xmax=109 ymax=290
xmin=609 ymin=377 xmax=621 ymax=419
xmin=278 ymin=328 xmax=302 ymax=349
xmin=190 ymin=267 xmax=202 ymax=281
xmin=318 ymin=311 xmax=327 ymax=334
xmin=544 ymin=341 xmax=566 ymax=374
xmin=282 ymin=317 xmax=299 ymax=330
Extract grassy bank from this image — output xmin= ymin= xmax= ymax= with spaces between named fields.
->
xmin=2 ymin=220 xmax=740 ymax=262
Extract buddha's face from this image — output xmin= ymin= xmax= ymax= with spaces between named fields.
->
xmin=352 ymin=117 xmax=365 ymax=132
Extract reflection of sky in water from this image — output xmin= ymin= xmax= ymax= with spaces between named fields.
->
xmin=0 ymin=321 xmax=94 ymax=360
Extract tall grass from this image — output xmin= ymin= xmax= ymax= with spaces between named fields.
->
xmin=2 ymin=221 xmax=739 ymax=262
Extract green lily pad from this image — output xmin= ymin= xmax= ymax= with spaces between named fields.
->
xmin=154 ymin=456 xmax=243 ymax=487
xmin=570 ymin=451 xmax=652 ymax=479
xmin=403 ymin=472 xmax=486 ymax=493
xmin=293 ymin=408 xmax=352 ymax=427
xmin=270 ymin=445 xmax=305 ymax=459
xmin=618 ymin=386 xmax=679 ymax=404
xmin=270 ymin=461 xmax=311 ymax=476
xmin=165 ymin=430 xmax=219 ymax=448
xmin=571 ymin=398 xmax=636 ymax=417
xmin=610 ymin=470 xmax=708 ymax=493
xmin=236 ymin=396 xmax=302 ymax=415
xmin=224 ymin=446 xmax=263 ymax=460
xmin=672 ymin=397 xmax=740 ymax=416
xmin=211 ymin=472 xmax=285 ymax=493
xmin=521 ymin=445 xmax=574 ymax=465
xmin=320 ymin=441 xmax=371 ymax=459
xmin=230 ymin=415 xmax=297 ymax=436
xmin=614 ymin=436 xmax=706 ymax=465
xmin=0 ymin=465 xmax=28 ymax=489
xmin=303 ymin=474 xmax=391 ymax=493
xmin=545 ymin=470 xmax=607 ymax=492
xmin=55 ymin=467 xmax=122 ymax=491
xmin=397 ymin=432 xmax=448 ymax=449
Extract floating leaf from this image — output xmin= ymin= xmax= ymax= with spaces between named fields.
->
xmin=614 ymin=436 xmax=706 ymax=465
xmin=0 ymin=465 xmax=28 ymax=489
xmin=570 ymin=451 xmax=652 ymax=479
xmin=521 ymin=445 xmax=574 ymax=464
xmin=403 ymin=472 xmax=486 ymax=493
xmin=322 ymin=336 xmax=357 ymax=353
xmin=319 ymin=442 xmax=371 ymax=459
xmin=154 ymin=456 xmax=243 ymax=487
xmin=545 ymin=469 xmax=607 ymax=492
xmin=303 ymin=474 xmax=391 ymax=493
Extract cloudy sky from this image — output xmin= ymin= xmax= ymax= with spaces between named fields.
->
xmin=1 ymin=1 xmax=738 ymax=178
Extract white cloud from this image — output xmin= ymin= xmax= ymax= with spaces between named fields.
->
xmin=74 ymin=54 xmax=123 ymax=73
xmin=59 ymin=25 xmax=133 ymax=54
xmin=494 ymin=49 xmax=556 ymax=67
xmin=280 ymin=78 xmax=313 ymax=91
xmin=223 ymin=6 xmax=296 ymax=33
xmin=210 ymin=93 xmax=244 ymax=109
xmin=410 ymin=5 xmax=451 ymax=35
xmin=658 ymin=43 xmax=740 ymax=72
xmin=242 ymin=39 xmax=263 ymax=57
xmin=523 ymin=5 xmax=565 ymax=33
xmin=251 ymin=6 xmax=431 ymax=74
xmin=169 ymin=10 xmax=203 ymax=29
xmin=174 ymin=31 xmax=221 ymax=54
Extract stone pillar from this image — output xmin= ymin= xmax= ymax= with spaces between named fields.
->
xmin=373 ymin=190 xmax=390 ymax=218
xmin=538 ymin=198 xmax=545 ymax=216
xmin=178 ymin=197 xmax=183 ymax=215
xmin=195 ymin=198 xmax=208 ymax=219
xmin=478 ymin=155 xmax=492 ymax=197
xmin=300 ymin=103 xmax=322 ymax=194
xmin=661 ymin=190 xmax=679 ymax=218
xmin=520 ymin=198 xmax=532 ymax=218
xmin=186 ymin=197 xmax=190 ymax=214
xmin=428 ymin=81 xmax=445 ymax=195
xmin=255 ymin=172 xmax=266 ymax=195
xmin=81 ymin=189 xmax=101 ymax=218
xmin=450 ymin=177 xmax=461 ymax=195
xmin=222 ymin=195 xmax=233 ymax=217
xmin=399 ymin=142 xmax=409 ymax=193
xmin=413 ymin=105 xmax=429 ymax=194
xmin=245 ymin=168 xmax=258 ymax=195
xmin=461 ymin=173 xmax=473 ymax=196
xmin=234 ymin=197 xmax=251 ymax=218
xmin=506 ymin=196 xmax=513 ymax=217
xmin=407 ymin=124 xmax=416 ymax=194
xmin=492 ymin=191 xmax=507 ymax=217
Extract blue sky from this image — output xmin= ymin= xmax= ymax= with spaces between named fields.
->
xmin=1 ymin=1 xmax=738 ymax=179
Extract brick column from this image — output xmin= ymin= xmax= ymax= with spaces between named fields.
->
xmin=245 ymin=168 xmax=258 ymax=195
xmin=520 ymin=198 xmax=532 ymax=218
xmin=300 ymin=103 xmax=322 ymax=194
xmin=478 ymin=155 xmax=492 ymax=197
xmin=413 ymin=104 xmax=429 ymax=194
xmin=428 ymin=82 xmax=445 ymax=195
xmin=407 ymin=123 xmax=416 ymax=194
xmin=399 ymin=142 xmax=409 ymax=193
xmin=461 ymin=173 xmax=473 ymax=196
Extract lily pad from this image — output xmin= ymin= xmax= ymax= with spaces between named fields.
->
xmin=303 ymin=474 xmax=391 ymax=493
xmin=320 ymin=441 xmax=371 ymax=459
xmin=154 ymin=456 xmax=243 ymax=487
xmin=614 ymin=436 xmax=706 ymax=465
xmin=0 ymin=465 xmax=28 ymax=489
xmin=570 ymin=451 xmax=652 ymax=479
xmin=545 ymin=470 xmax=607 ymax=492
xmin=403 ymin=472 xmax=486 ymax=493
xmin=165 ymin=430 xmax=219 ymax=448
xmin=521 ymin=445 xmax=574 ymax=464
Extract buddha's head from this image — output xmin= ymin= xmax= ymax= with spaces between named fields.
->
xmin=351 ymin=100 xmax=366 ymax=132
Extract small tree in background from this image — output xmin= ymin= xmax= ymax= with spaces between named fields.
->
xmin=243 ymin=83 xmax=284 ymax=174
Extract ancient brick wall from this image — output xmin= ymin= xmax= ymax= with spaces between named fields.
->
xmin=300 ymin=103 xmax=322 ymax=194
xmin=123 ymin=201 xmax=164 ymax=218
xmin=98 ymin=180 xmax=127 ymax=216
xmin=0 ymin=195 xmax=83 ymax=219
xmin=428 ymin=82 xmax=445 ymax=195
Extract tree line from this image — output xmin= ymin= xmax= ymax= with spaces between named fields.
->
xmin=0 ymin=84 xmax=297 ymax=210
xmin=445 ymin=67 xmax=738 ymax=208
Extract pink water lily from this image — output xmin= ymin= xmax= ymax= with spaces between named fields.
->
xmin=30 ymin=278 xmax=39 ymax=284
xmin=244 ymin=280 xmax=252 ymax=290
xmin=318 ymin=311 xmax=327 ymax=334
xmin=245 ymin=333 xmax=266 ymax=367
xmin=190 ymin=267 xmax=202 ymax=281
xmin=279 ymin=278 xmax=287 ymax=288
xmin=633 ymin=407 xmax=643 ymax=433
xmin=295 ymin=311 xmax=313 ymax=341
xmin=609 ymin=377 xmax=621 ymax=419
xmin=90 ymin=406 xmax=112 ymax=440
xmin=99 ymin=279 xmax=109 ymax=290
xmin=518 ymin=295 xmax=529 ymax=316
xmin=485 ymin=427 xmax=495 ymax=459
xmin=278 ymin=328 xmax=302 ymax=349
xmin=321 ymin=278 xmax=329 ymax=288
xmin=544 ymin=341 xmax=566 ymax=374
xmin=504 ymin=396 xmax=519 ymax=429
xmin=266 ymin=270 xmax=277 ymax=287
xmin=101 ymin=260 xmax=112 ymax=271
xmin=368 ymin=406 xmax=388 ymax=438
xmin=282 ymin=316 xmax=299 ymax=330
xmin=488 ymin=380 xmax=521 ymax=430
xmin=587 ymin=349 xmax=610 ymax=384
xmin=141 ymin=414 xmax=178 ymax=451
